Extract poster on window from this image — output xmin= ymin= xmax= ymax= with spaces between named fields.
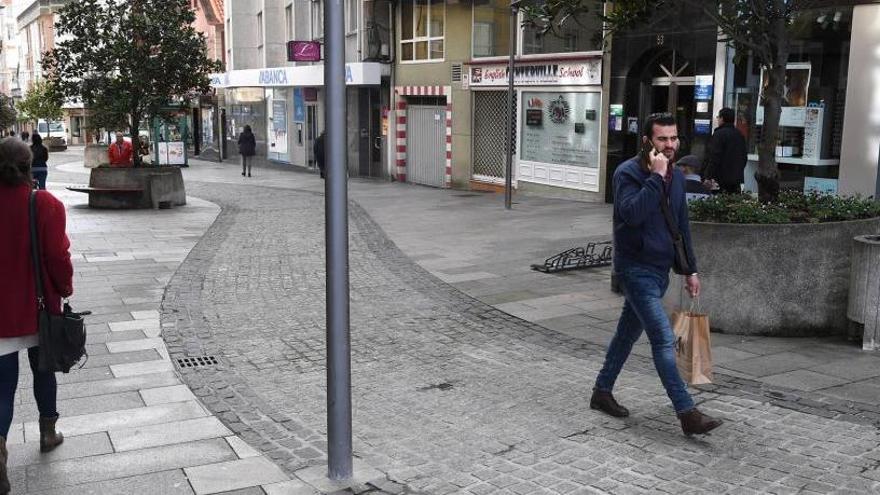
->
xmin=520 ymin=91 xmax=601 ymax=168
xmin=756 ymin=62 xmax=811 ymax=126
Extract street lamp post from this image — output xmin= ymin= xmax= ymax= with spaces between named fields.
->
xmin=504 ymin=1 xmax=520 ymax=210
xmin=323 ymin=0 xmax=353 ymax=481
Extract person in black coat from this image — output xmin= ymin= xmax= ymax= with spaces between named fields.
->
xmin=237 ymin=125 xmax=256 ymax=177
xmin=30 ymin=133 xmax=49 ymax=190
xmin=704 ymin=107 xmax=748 ymax=194
xmin=314 ymin=131 xmax=326 ymax=179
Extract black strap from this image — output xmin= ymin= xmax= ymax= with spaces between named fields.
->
xmin=658 ymin=186 xmax=682 ymax=242
xmin=29 ymin=190 xmax=45 ymax=310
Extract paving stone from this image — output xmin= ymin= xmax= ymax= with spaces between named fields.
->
xmin=6 ymin=432 xmax=113 ymax=468
xmin=761 ymin=370 xmax=852 ymax=392
xmin=25 ymin=438 xmax=236 ymax=492
xmin=109 ymin=416 xmax=232 ymax=451
xmin=262 ymin=479 xmax=318 ymax=495
xmin=185 ymin=456 xmax=290 ymax=494
xmin=139 ymin=384 xmax=198 ymax=405
xmin=226 ymin=435 xmax=262 ymax=459
xmin=24 ymin=469 xmax=195 ymax=495
xmin=12 ymin=390 xmax=144 ymax=423
xmin=23 ymin=400 xmax=207 ymax=440
xmin=110 ymin=359 xmax=174 ymax=377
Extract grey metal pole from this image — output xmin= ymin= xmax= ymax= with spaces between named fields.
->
xmin=504 ymin=3 xmax=518 ymax=210
xmin=323 ymin=0 xmax=353 ymax=481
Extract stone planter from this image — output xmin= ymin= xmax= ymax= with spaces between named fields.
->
xmin=87 ymin=166 xmax=186 ymax=209
xmin=847 ymin=235 xmax=880 ymax=350
xmin=664 ymin=217 xmax=880 ymax=336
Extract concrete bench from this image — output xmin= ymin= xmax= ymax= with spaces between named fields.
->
xmin=67 ymin=167 xmax=186 ymax=209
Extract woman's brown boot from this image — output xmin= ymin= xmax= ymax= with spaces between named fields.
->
xmin=39 ymin=416 xmax=64 ymax=453
xmin=0 ymin=436 xmax=10 ymax=494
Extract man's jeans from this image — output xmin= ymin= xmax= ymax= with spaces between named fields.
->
xmin=595 ymin=264 xmax=695 ymax=414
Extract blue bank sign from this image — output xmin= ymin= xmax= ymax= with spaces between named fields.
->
xmin=259 ymin=69 xmax=289 ymax=85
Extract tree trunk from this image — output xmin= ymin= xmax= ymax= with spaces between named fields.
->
xmin=757 ymin=63 xmax=783 ymax=202
xmin=755 ymin=5 xmax=790 ymax=203
xmin=130 ymin=114 xmax=142 ymax=167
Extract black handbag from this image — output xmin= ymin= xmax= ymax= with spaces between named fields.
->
xmin=29 ymin=190 xmax=89 ymax=373
xmin=659 ymin=187 xmax=697 ymax=276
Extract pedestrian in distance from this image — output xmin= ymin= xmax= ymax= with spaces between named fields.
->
xmin=314 ymin=130 xmax=326 ymax=179
xmin=30 ymin=133 xmax=49 ymax=190
xmin=591 ymin=112 xmax=723 ymax=436
xmin=704 ymin=107 xmax=747 ymax=194
xmin=7 ymin=131 xmax=14 ymax=138
xmin=107 ymin=132 xmax=133 ymax=167
xmin=238 ymin=125 xmax=256 ymax=177
xmin=0 ymin=137 xmax=73 ymax=495
xmin=20 ymin=131 xmax=29 ymax=143
xmin=675 ymin=154 xmax=711 ymax=203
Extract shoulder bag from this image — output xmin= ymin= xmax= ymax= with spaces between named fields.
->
xmin=29 ymin=190 xmax=89 ymax=373
xmin=659 ymin=186 xmax=697 ymax=276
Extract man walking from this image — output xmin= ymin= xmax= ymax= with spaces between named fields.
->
xmin=705 ymin=107 xmax=747 ymax=194
xmin=591 ymin=112 xmax=722 ymax=436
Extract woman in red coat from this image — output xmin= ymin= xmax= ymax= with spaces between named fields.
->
xmin=0 ymin=137 xmax=73 ymax=494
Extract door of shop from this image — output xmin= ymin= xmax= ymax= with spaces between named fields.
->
xmin=644 ymin=52 xmax=708 ymax=158
xmin=406 ymin=104 xmax=446 ymax=187
xmin=472 ymin=91 xmax=513 ymax=183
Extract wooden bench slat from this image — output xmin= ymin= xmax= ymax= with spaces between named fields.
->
xmin=67 ymin=186 xmax=144 ymax=194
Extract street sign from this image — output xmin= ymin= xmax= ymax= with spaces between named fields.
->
xmin=287 ymin=41 xmax=322 ymax=62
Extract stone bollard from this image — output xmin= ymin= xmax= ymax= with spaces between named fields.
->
xmin=847 ymin=235 xmax=880 ymax=351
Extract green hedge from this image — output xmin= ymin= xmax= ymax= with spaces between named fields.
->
xmin=689 ymin=191 xmax=880 ymax=224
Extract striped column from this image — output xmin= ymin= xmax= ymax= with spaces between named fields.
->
xmin=445 ymin=103 xmax=453 ymax=187
xmin=395 ymin=98 xmax=407 ymax=182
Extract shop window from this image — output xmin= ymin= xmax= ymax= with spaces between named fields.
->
xmin=471 ymin=0 xmax=509 ymax=58
xmin=521 ymin=12 xmax=601 ymax=55
xmin=520 ymin=91 xmax=601 ymax=168
xmin=400 ymin=0 xmax=444 ymax=62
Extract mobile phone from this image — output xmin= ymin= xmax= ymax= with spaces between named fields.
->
xmin=640 ymin=142 xmax=655 ymax=172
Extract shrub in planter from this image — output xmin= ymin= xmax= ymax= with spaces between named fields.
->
xmin=689 ymin=191 xmax=880 ymax=224
xmin=665 ymin=191 xmax=880 ymax=336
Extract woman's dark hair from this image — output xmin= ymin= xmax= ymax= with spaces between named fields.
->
xmin=0 ymin=137 xmax=34 ymax=186
xmin=642 ymin=112 xmax=677 ymax=139
xmin=31 ymin=133 xmax=43 ymax=146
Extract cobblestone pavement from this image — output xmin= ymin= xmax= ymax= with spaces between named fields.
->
xmin=155 ymin=175 xmax=880 ymax=495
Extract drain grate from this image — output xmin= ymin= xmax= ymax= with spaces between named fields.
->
xmin=177 ymin=356 xmax=218 ymax=368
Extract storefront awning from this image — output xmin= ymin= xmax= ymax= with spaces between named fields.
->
xmin=210 ymin=62 xmax=387 ymax=89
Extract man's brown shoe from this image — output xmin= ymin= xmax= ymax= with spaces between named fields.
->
xmin=678 ymin=408 xmax=723 ymax=435
xmin=589 ymin=389 xmax=630 ymax=418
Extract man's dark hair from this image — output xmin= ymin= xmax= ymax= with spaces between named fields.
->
xmin=21 ymin=131 xmax=29 ymax=141
xmin=718 ymin=107 xmax=735 ymax=124
xmin=642 ymin=112 xmax=677 ymax=139
xmin=0 ymin=136 xmax=34 ymax=186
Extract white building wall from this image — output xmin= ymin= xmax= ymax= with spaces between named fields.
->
xmin=839 ymin=4 xmax=880 ymax=197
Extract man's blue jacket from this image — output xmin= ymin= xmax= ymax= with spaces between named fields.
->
xmin=612 ymin=156 xmax=698 ymax=275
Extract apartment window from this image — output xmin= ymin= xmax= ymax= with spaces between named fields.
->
xmin=400 ymin=0 xmax=444 ymax=62
xmin=286 ymin=4 xmax=295 ymax=41
xmin=471 ymin=0 xmax=509 ymax=58
xmin=312 ymin=0 xmax=324 ymax=40
xmin=521 ymin=12 xmax=601 ymax=55
xmin=346 ymin=0 xmax=358 ymax=34
xmin=257 ymin=11 xmax=264 ymax=61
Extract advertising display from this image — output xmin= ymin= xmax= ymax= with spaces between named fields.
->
xmin=520 ymin=91 xmax=601 ymax=168
xmin=756 ymin=62 xmax=811 ymax=126
xmin=470 ymin=59 xmax=601 ymax=87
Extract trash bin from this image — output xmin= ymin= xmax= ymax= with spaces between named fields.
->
xmin=847 ymin=234 xmax=880 ymax=351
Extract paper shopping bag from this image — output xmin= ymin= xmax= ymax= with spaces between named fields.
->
xmin=671 ymin=309 xmax=714 ymax=385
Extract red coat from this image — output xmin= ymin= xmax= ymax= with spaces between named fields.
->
xmin=0 ymin=185 xmax=73 ymax=338
xmin=108 ymin=141 xmax=133 ymax=166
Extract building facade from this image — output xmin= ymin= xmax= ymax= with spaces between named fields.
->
xmin=211 ymin=0 xmax=392 ymax=177
xmin=391 ymin=0 xmax=608 ymax=200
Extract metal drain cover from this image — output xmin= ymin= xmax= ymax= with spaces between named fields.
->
xmin=177 ymin=356 xmax=218 ymax=368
